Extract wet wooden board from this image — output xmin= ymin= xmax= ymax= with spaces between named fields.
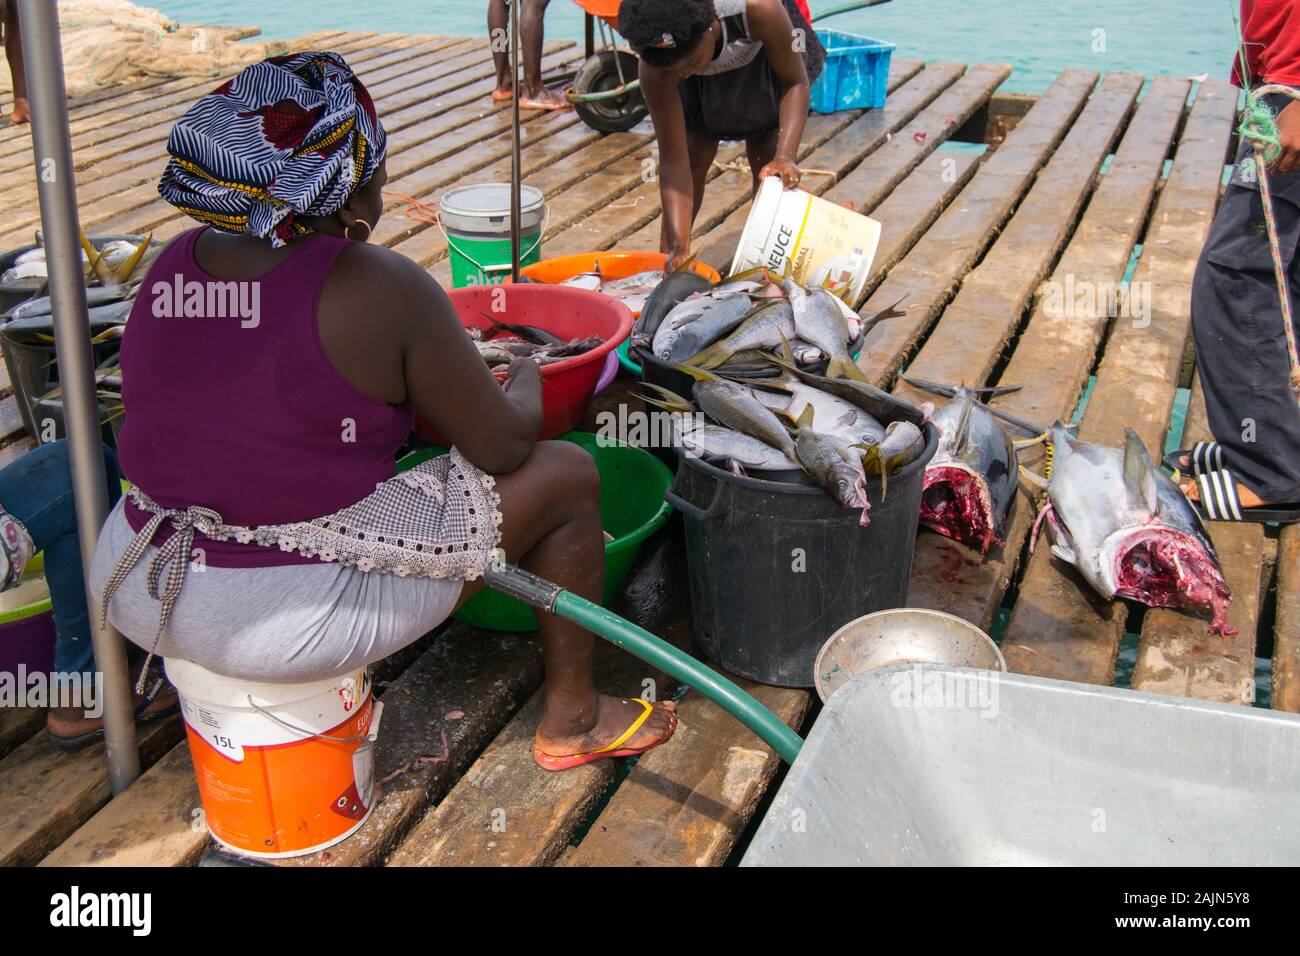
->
xmin=279 ymin=624 xmax=542 ymax=867
xmin=628 ymin=59 xmax=946 ymax=260
xmin=558 ymin=674 xmax=810 ymax=868
xmin=689 ymin=61 xmax=991 ymax=271
xmin=920 ymin=77 xmax=1190 ymax=648
xmin=0 ymin=32 xmax=439 ymax=172
xmin=856 ymin=69 xmax=1099 ymax=384
xmin=386 ymin=537 xmax=688 ymax=867
xmin=998 ymin=80 xmax=1239 ymax=684
xmin=0 ymin=32 xmax=430 ymax=224
xmin=1132 ymin=376 xmax=1263 ymax=705
xmin=0 ymin=43 xmax=579 ymax=247
xmin=536 ymin=58 xmax=926 ymax=265
xmin=0 ymin=708 xmax=44 ymax=761
xmin=39 ymin=743 xmax=204 ymax=867
xmin=891 ymin=72 xmax=1143 ymax=409
xmin=1275 ymin=525 xmax=1300 ymax=713
xmin=856 ymin=149 xmax=982 ymax=303
xmin=0 ymin=716 xmax=182 ymax=867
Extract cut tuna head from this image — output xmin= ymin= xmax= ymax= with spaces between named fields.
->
xmin=1103 ymin=525 xmax=1235 ymax=636
xmin=920 ymin=464 xmax=1002 ymax=554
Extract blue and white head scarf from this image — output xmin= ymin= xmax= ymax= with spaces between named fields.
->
xmin=158 ymin=51 xmax=387 ymax=247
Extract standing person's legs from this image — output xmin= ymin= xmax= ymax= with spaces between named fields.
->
xmin=453 ymin=441 xmax=676 ymax=763
xmin=518 ymin=0 xmax=567 ymax=109
xmin=2 ymin=0 xmax=27 ymax=125
xmin=1189 ymin=183 xmax=1300 ymax=507
xmin=489 ymin=0 xmax=513 ymax=101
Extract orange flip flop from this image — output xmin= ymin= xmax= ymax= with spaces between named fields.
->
xmin=533 ymin=698 xmax=677 ymax=772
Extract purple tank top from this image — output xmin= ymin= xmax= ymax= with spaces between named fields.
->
xmin=118 ymin=228 xmax=415 ymax=568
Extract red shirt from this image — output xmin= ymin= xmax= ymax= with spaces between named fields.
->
xmin=1234 ymin=0 xmax=1300 ymax=87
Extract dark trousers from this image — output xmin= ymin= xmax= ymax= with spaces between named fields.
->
xmin=1191 ymin=108 xmax=1300 ymax=504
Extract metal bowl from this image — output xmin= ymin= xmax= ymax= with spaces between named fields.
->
xmin=814 ymin=608 xmax=1007 ymax=703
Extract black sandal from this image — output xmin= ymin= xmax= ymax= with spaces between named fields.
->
xmin=1194 ymin=467 xmax=1300 ymax=525
xmin=47 ymin=670 xmax=180 ymax=753
xmin=1163 ymin=440 xmax=1226 ymax=479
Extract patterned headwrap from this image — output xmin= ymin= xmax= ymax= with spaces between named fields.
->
xmin=158 ymin=51 xmax=387 ymax=247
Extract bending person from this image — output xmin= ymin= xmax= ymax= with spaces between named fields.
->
xmin=620 ymin=0 xmax=825 ymax=271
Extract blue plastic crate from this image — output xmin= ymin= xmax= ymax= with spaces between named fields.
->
xmin=810 ymin=29 xmax=895 ymax=114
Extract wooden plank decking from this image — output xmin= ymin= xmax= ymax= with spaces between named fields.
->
xmin=2 ymin=30 xmax=1293 ymax=868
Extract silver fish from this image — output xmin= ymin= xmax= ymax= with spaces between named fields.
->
xmin=651 ymin=290 xmax=753 ymax=362
xmin=601 ymin=269 xmax=663 ymax=294
xmin=919 ymin=387 xmax=1020 ymax=554
xmin=791 ymin=405 xmax=871 ymax=526
xmin=689 ymin=299 xmax=796 ymax=369
xmin=693 ymin=379 xmax=798 ymax=459
xmin=560 ymin=272 xmax=602 ymax=291
xmin=673 ymin=415 xmax=798 ymax=473
xmin=782 ymin=279 xmax=864 ymax=381
xmin=1034 ymin=425 xmax=1233 ymax=635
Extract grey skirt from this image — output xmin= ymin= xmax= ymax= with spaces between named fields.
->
xmin=89 ymin=502 xmax=464 ymax=684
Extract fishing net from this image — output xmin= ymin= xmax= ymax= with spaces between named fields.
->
xmin=0 ymin=0 xmax=290 ymax=98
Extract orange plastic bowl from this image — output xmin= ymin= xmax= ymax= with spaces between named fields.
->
xmin=414 ymin=284 xmax=634 ymax=445
xmin=520 ymin=251 xmax=720 ymax=373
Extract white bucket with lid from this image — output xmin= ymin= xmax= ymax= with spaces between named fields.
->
xmin=730 ymin=177 xmax=882 ymax=305
xmin=439 ymin=183 xmax=548 ymax=287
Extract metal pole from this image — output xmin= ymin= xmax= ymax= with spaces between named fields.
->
xmin=17 ymin=0 xmax=140 ymax=791
xmin=509 ymin=0 xmax=522 ymax=282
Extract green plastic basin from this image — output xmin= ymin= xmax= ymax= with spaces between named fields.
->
xmin=396 ymin=431 xmax=673 ymax=631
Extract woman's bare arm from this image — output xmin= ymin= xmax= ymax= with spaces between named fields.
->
xmin=319 ymin=244 xmax=541 ymax=475
xmin=640 ymin=59 xmax=697 ymax=263
xmin=749 ymin=0 xmax=811 ymax=186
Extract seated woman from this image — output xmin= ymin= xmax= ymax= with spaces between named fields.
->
xmin=89 ymin=52 xmax=676 ymax=771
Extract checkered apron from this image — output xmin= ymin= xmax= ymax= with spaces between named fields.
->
xmin=99 ymin=448 xmax=503 ymax=691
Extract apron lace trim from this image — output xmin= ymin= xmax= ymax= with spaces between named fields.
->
xmin=100 ymin=448 xmax=503 ymax=691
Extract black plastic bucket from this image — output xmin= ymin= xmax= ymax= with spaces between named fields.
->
xmin=666 ymin=423 xmax=939 ymax=688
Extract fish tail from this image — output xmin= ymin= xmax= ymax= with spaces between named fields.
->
xmin=636 ymin=382 xmax=694 ymax=413
xmin=826 ymin=355 xmax=869 ymax=383
xmin=686 ymin=341 xmax=731 ymax=370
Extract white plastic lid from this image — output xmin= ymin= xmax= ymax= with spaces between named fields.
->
xmin=440 ymin=183 xmax=546 ymax=232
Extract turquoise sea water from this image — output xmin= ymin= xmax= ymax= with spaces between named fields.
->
xmin=152 ymin=0 xmax=1239 ymax=94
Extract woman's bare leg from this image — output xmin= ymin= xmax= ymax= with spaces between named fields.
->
xmin=3 ymin=2 xmax=28 ymax=125
xmin=457 ymin=441 xmax=676 ymax=756
xmin=518 ymin=0 xmax=568 ymax=109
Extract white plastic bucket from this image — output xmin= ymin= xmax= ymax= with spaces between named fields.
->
xmin=165 ymin=659 xmax=382 ymax=860
xmin=730 ymin=177 xmax=882 ymax=305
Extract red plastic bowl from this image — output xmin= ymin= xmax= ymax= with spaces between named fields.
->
xmin=415 ymin=285 xmax=634 ymax=444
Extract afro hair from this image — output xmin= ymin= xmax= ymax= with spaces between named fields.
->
xmin=619 ymin=0 xmax=716 ymax=68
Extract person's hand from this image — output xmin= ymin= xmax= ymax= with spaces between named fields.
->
xmin=1271 ymin=100 xmax=1300 ymax=174
xmin=758 ymin=156 xmax=801 ymax=190
xmin=665 ymin=248 xmax=693 ymax=275
xmin=502 ymin=355 xmax=541 ymax=394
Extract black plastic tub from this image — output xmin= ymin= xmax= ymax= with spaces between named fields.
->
xmin=666 ymin=422 xmax=939 ymax=688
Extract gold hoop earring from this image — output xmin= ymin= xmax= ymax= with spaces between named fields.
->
xmin=347 ymin=218 xmax=372 ymax=242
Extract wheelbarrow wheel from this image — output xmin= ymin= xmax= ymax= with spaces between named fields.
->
xmin=572 ymin=49 xmax=648 ymax=133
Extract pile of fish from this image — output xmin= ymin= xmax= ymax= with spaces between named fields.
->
xmin=629 ymin=263 xmax=895 ymax=376
xmin=1 ymin=231 xmax=158 ymax=292
xmin=468 ymin=318 xmax=603 ymax=372
xmin=1027 ymin=425 xmax=1234 ymax=636
xmin=644 ymin=353 xmax=929 ymax=526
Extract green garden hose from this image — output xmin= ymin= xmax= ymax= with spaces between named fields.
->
xmin=485 ymin=562 xmax=804 ymax=764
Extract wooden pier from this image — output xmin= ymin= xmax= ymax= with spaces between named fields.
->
xmin=0 ymin=29 xmax=1294 ymax=867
